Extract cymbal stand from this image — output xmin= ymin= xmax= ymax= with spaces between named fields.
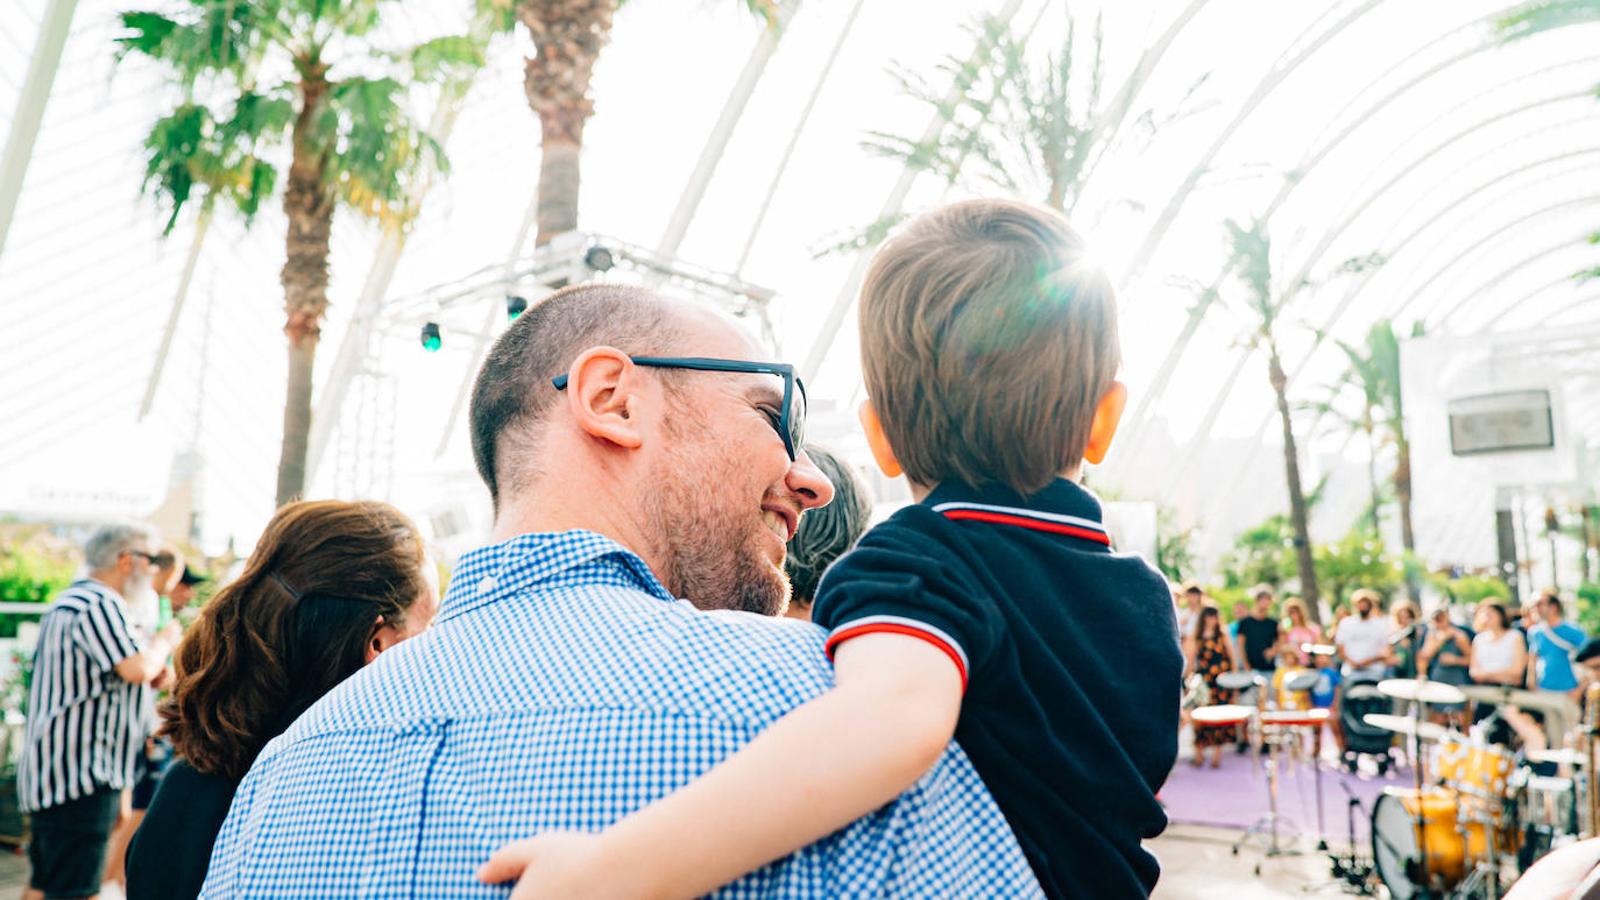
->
xmin=1232 ymin=674 xmax=1305 ymax=867
xmin=1406 ymin=690 xmax=1433 ymax=894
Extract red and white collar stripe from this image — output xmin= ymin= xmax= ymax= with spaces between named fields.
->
xmin=931 ymin=501 xmax=1111 ymax=546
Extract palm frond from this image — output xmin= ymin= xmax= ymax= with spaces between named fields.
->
xmin=406 ymin=34 xmax=485 ymax=83
xmin=321 ymin=75 xmax=442 ymax=222
xmin=1495 ymin=0 xmax=1600 ymax=42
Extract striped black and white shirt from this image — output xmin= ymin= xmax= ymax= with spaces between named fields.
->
xmin=17 ymin=578 xmax=148 ymax=812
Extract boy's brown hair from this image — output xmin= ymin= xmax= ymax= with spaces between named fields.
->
xmin=859 ymin=198 xmax=1119 ymax=494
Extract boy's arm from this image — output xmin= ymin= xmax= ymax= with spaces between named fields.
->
xmin=480 ymin=632 xmax=963 ymax=898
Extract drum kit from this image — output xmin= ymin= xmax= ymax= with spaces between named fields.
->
xmin=1356 ymin=677 xmax=1592 ymax=899
xmin=1187 ymin=665 xmax=1600 ymax=898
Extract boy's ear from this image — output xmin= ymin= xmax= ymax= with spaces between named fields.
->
xmin=858 ymin=400 xmax=903 ymax=478
xmin=1083 ymin=381 xmax=1128 ymax=466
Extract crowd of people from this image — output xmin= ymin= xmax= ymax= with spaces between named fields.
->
xmin=16 ymin=199 xmax=1183 ymax=900
xmin=1177 ymin=581 xmax=1595 ymax=767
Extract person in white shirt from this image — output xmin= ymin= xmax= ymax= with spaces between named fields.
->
xmin=1175 ymin=583 xmax=1204 ymax=644
xmin=1471 ymin=602 xmax=1527 ymax=686
xmin=1469 ymin=601 xmax=1546 ymax=753
xmin=1335 ymin=589 xmax=1393 ymax=680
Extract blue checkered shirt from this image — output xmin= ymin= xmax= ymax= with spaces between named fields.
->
xmin=200 ymin=531 xmax=1040 ymax=898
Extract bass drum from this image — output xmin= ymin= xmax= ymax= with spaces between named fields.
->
xmin=1372 ymin=788 xmax=1474 ymax=898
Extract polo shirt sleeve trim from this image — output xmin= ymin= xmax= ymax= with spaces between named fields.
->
xmin=824 ymin=615 xmax=970 ymax=692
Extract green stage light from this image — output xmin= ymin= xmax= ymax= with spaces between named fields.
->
xmin=421 ymin=322 xmax=442 ymax=352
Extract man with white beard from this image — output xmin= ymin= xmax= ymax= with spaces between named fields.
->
xmin=17 ymin=523 xmax=182 ymax=900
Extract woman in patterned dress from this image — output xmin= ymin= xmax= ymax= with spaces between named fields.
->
xmin=1186 ymin=605 xmax=1236 ymax=768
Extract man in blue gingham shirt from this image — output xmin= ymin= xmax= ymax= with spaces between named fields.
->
xmin=202 ymin=285 xmax=1040 ymax=897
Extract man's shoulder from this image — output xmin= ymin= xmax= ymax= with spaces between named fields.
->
xmin=259 ymin=579 xmax=835 ymax=762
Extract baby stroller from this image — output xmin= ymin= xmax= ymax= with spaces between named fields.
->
xmin=1338 ymin=676 xmax=1393 ymax=775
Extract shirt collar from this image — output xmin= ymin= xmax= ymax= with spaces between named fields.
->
xmin=80 ymin=576 xmax=125 ymax=602
xmin=922 ymin=477 xmax=1110 ymax=547
xmin=438 ymin=530 xmax=676 ymax=623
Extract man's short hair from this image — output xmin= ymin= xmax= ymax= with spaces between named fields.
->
xmin=469 ymin=284 xmax=684 ymax=506
xmin=784 ymin=446 xmax=872 ymax=608
xmin=1546 ymin=595 xmax=1564 ymax=615
xmin=83 ymin=522 xmax=159 ymax=571
xmin=1250 ymin=584 xmax=1274 ymax=601
xmin=1179 ymin=581 xmax=1203 ymax=597
xmin=858 ymin=198 xmax=1119 ymax=494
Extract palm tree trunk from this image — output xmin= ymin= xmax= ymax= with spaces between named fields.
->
xmin=1269 ymin=343 xmax=1321 ymax=621
xmin=1395 ymin=432 xmax=1416 ymax=553
xmin=520 ymin=0 xmax=616 ymax=247
xmin=275 ymin=71 xmax=334 ymax=507
xmin=534 ymin=130 xmax=581 ymax=246
xmin=1364 ymin=415 xmax=1380 ymax=535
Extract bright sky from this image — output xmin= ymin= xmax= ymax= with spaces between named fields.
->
xmin=2 ymin=0 xmax=1597 ymax=563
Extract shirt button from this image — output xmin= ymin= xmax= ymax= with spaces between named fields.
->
xmin=478 ymin=576 xmax=497 ymax=594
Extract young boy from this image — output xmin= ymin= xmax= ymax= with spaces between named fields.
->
xmin=480 ymin=199 xmax=1184 ymax=898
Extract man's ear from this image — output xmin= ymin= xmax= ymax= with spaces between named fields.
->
xmin=858 ymin=400 xmax=903 ymax=478
xmin=1083 ymin=381 xmax=1128 ymax=466
xmin=564 ymin=346 xmax=646 ymax=451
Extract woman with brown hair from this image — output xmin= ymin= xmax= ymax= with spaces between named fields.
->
xmin=1186 ymin=605 xmax=1237 ymax=769
xmin=125 ymin=500 xmax=439 ymax=900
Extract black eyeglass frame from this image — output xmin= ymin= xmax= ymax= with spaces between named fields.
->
xmin=552 ymin=356 xmax=807 ymax=461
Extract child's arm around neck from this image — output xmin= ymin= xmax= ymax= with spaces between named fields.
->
xmin=478 ymin=632 xmax=964 ymax=898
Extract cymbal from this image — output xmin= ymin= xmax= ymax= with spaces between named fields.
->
xmin=1216 ymin=671 xmax=1260 ymax=690
xmin=1526 ymin=748 xmax=1586 ymax=767
xmin=1300 ymin=643 xmax=1337 ymax=656
xmin=1458 ymin=684 xmax=1577 ymax=716
xmin=1282 ymin=671 xmax=1320 ymax=692
xmin=1377 ymin=677 xmax=1468 ymax=705
xmin=1363 ymin=713 xmax=1449 ymax=743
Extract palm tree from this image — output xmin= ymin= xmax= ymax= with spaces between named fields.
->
xmin=1226 ymin=217 xmax=1321 ymax=620
xmin=513 ymin=0 xmax=778 ymax=246
xmin=1311 ymin=321 xmax=1420 ymax=553
xmin=811 ymin=4 xmax=1205 ymax=260
xmin=119 ymin=0 xmax=480 ymax=506
xmin=1497 ymin=0 xmax=1600 ymax=282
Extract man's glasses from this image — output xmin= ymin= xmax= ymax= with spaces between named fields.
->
xmin=124 ymin=550 xmax=161 ymax=564
xmin=552 ymin=356 xmax=807 ymax=461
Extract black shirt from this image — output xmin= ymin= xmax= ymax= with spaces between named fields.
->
xmin=1238 ymin=617 xmax=1280 ymax=671
xmin=125 ymin=758 xmax=240 ymax=900
xmin=813 ymin=479 xmax=1183 ymax=899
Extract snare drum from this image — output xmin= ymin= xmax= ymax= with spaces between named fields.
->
xmin=1438 ymin=738 xmax=1517 ymax=800
xmin=1191 ymin=704 xmax=1255 ymax=727
xmin=1518 ymin=773 xmax=1578 ymax=846
xmin=1261 ymin=708 xmax=1330 ymax=728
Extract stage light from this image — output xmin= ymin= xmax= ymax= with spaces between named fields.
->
xmin=584 ymin=245 xmax=614 ymax=272
xmin=507 ymin=295 xmax=528 ymax=320
xmin=421 ymin=322 xmax=442 ymax=352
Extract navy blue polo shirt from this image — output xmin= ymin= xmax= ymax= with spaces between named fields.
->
xmin=813 ymin=478 xmax=1182 ymax=899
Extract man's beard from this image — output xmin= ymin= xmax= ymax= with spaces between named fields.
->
xmin=645 ymin=441 xmax=789 ymax=616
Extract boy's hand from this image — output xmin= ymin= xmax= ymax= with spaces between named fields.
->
xmin=478 ymin=832 xmax=631 ymax=899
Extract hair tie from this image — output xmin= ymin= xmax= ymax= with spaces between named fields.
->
xmin=269 ymin=572 xmax=301 ymax=601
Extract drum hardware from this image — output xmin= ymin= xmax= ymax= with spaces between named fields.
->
xmin=1525 ymin=748 xmax=1587 ymax=769
xmin=1327 ymin=778 xmax=1377 ymax=895
xmin=1587 ymin=681 xmax=1600 ymax=837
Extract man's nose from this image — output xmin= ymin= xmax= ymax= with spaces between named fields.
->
xmin=786 ymin=449 xmax=836 ymax=511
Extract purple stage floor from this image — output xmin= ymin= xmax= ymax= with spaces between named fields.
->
xmin=1160 ymin=741 xmax=1413 ymax=849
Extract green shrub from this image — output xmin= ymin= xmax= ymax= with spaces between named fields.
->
xmin=0 ymin=527 xmax=78 ymax=639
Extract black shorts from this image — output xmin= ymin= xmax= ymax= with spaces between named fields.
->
xmin=27 ymin=787 xmax=120 ymax=899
